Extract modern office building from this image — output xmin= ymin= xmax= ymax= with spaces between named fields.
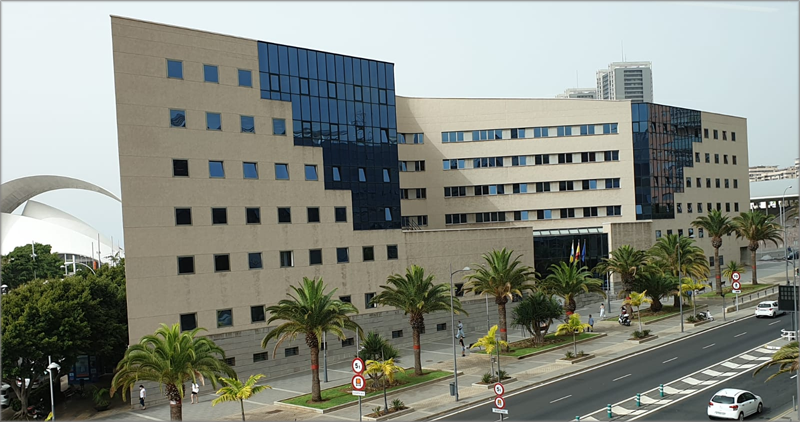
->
xmin=555 ymin=88 xmax=597 ymax=99
xmin=111 ymin=17 xmax=750 ymax=381
xmin=749 ymin=159 xmax=799 ymax=182
xmin=596 ymin=61 xmax=654 ymax=103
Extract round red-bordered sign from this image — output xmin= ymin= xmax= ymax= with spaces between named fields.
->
xmin=732 ymin=272 xmax=741 ymax=282
xmin=495 ymin=397 xmax=506 ymax=409
xmin=351 ymin=374 xmax=365 ymax=391
xmin=351 ymin=357 xmax=364 ymax=374
xmin=494 ymin=383 xmax=505 ymax=396
xmin=732 ymin=281 xmax=741 ymax=290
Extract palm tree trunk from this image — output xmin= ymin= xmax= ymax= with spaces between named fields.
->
xmin=412 ymin=327 xmax=422 ymax=376
xmin=169 ymin=400 xmax=182 ymax=421
xmin=310 ymin=346 xmax=322 ymax=402
xmin=637 ymin=308 xmax=643 ymax=332
xmin=383 ymin=380 xmax=388 ymax=413
xmin=498 ymin=301 xmax=509 ymax=352
xmin=572 ymin=332 xmax=577 ymax=356
xmin=714 ymin=247 xmax=722 ymax=294
xmin=751 ymin=249 xmax=759 ymax=285
xmin=240 ymin=399 xmax=246 ymax=421
xmin=672 ymin=293 xmax=680 ymax=308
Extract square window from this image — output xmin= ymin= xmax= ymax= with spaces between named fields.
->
xmin=253 ymin=352 xmax=268 ymax=362
xmin=279 ymin=251 xmax=294 ymax=268
xmin=305 ymin=165 xmax=318 ymax=181
xmin=358 ymin=168 xmax=367 ymax=182
xmin=206 ymin=112 xmax=222 ymax=131
xmin=285 ymin=347 xmax=299 ymax=357
xmin=307 ymin=207 xmax=320 ymax=223
xmin=332 ymin=167 xmax=342 ymax=181
xmin=212 ymin=208 xmax=228 ymax=225
xmin=365 ymin=292 xmax=377 ymax=308
xmin=248 ymin=252 xmax=263 ymax=269
xmin=278 ymin=207 xmax=292 ymax=223
xmin=217 ymin=309 xmax=233 ymax=328
xmin=238 ymin=69 xmax=252 ymax=87
xmin=173 ymin=159 xmax=189 ymax=177
xmin=387 ymin=245 xmax=398 ymax=260
xmin=175 ymin=208 xmax=192 ymax=225
xmin=243 ymin=162 xmax=259 ymax=179
xmin=241 ymin=116 xmax=255 ymax=133
xmin=363 ymin=246 xmax=374 ymax=262
xmin=214 ymin=254 xmax=231 ymax=272
xmin=309 ymin=249 xmax=323 ymax=265
xmin=335 ymin=207 xmax=347 ymax=222
xmin=167 ymin=60 xmax=184 ymax=79
xmin=209 ymin=161 xmax=225 ymax=178
xmin=180 ymin=313 xmax=197 ymax=332
xmin=246 ymin=207 xmax=261 ymax=224
xmin=170 ymin=109 xmax=186 ymax=128
xmin=177 ymin=256 xmax=195 ymax=274
xmin=204 ymin=64 xmax=219 ymax=83
xmin=275 ymin=164 xmax=289 ymax=180
xmin=273 ymin=118 xmax=286 ymax=135
xmin=251 ymin=305 xmax=266 ymax=323
xmin=341 ymin=338 xmax=354 ymax=348
xmin=337 ymin=247 xmax=349 ymax=263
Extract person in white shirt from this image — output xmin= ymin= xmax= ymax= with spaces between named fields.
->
xmin=191 ymin=382 xmax=200 ymax=404
xmin=139 ymin=385 xmax=146 ymax=410
xmin=599 ymin=303 xmax=606 ymax=319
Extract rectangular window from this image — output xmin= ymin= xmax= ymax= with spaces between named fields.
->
xmin=724 ymin=179 xmax=729 ymax=189
xmin=706 ymin=178 xmax=711 ymax=188
xmin=206 ymin=112 xmax=222 ymax=131
xmin=275 ymin=164 xmax=289 ymax=180
xmin=180 ymin=313 xmax=197 ymax=331
xmin=175 ymin=208 xmax=192 ymax=225
xmin=715 ymin=154 xmax=720 ymax=164
xmin=716 ymin=203 xmax=721 ymax=211
xmin=383 ymin=168 xmax=391 ymax=183
xmin=558 ymin=153 xmax=573 ymax=164
xmin=358 ymin=168 xmax=367 ymax=182
xmin=170 ymin=109 xmax=186 ymax=128
xmin=279 ymin=251 xmax=294 ymax=268
xmin=559 ymin=181 xmax=574 ymax=191
xmin=699 ymin=228 xmax=704 ymax=238
xmin=307 ymin=207 xmax=320 ymax=223
xmin=703 ymin=128 xmax=709 ymax=138
xmin=173 ymin=159 xmax=189 ymax=177
xmin=715 ymin=178 xmax=721 ymax=188
xmin=305 ymin=165 xmax=318 ymax=181
xmin=341 ymin=338 xmax=355 ymax=347
xmin=243 ymin=162 xmax=258 ymax=179
xmin=285 ymin=347 xmax=299 ymax=357
xmin=362 ymin=246 xmax=375 ymax=262
xmin=238 ymin=69 xmax=252 ymax=87
xmin=536 ymin=210 xmax=552 ymax=220
xmin=309 ymin=249 xmax=323 ymax=265
xmin=603 ymin=151 xmax=619 ymax=161
xmin=365 ymin=292 xmax=377 ymax=308
xmin=209 ymin=161 xmax=225 ymax=178
xmin=678 ymin=229 xmax=684 ymax=237
xmin=253 ymin=352 xmax=268 ymax=362
xmin=688 ymin=203 xmax=693 ymax=213
xmin=384 ymin=207 xmax=392 ymax=221
xmin=278 ymin=207 xmax=292 ymax=223
xmin=732 ymin=132 xmax=736 ymax=141
xmin=733 ymin=156 xmax=738 ymax=165
xmin=337 ymin=247 xmax=349 ymax=263
xmin=177 ymin=256 xmax=195 ymax=274
xmin=214 ymin=254 xmax=231 ymax=272
xmin=735 ymin=203 xmax=740 ymax=212
xmin=705 ymin=153 xmax=710 ymax=163
xmin=273 ymin=118 xmax=286 ymax=135
xmin=722 ymin=131 xmax=727 ymax=141
xmin=686 ymin=178 xmax=692 ymax=188
xmin=212 ymin=208 xmax=228 ymax=225
xmin=583 ymin=207 xmax=598 ymax=217
xmin=251 ymin=305 xmax=266 ymax=323
xmin=726 ymin=203 xmax=731 ymax=212
xmin=695 ymin=152 xmax=700 ymax=163
xmin=246 ymin=207 xmax=261 ymax=224
xmin=248 ymin=252 xmax=263 ymax=270
xmin=733 ymin=179 xmax=738 ymax=189
xmin=335 ymin=207 xmax=347 ymax=222
xmin=240 ymin=115 xmax=255 ymax=133
xmin=167 ymin=59 xmax=183 ymax=79
xmin=339 ymin=295 xmax=351 ymax=303
xmin=698 ymin=203 xmax=703 ymax=213
xmin=387 ymin=245 xmax=398 ymax=260
xmin=697 ymin=178 xmax=702 ymax=188
xmin=204 ymin=64 xmax=219 ymax=83
xmin=606 ymin=205 xmax=622 ymax=216
xmin=392 ymin=330 xmax=403 ymax=339
xmin=713 ymin=129 xmax=718 ymax=139
xmin=655 ymin=230 xmax=662 ymax=239
xmin=560 ymin=208 xmax=576 ymax=218
xmin=332 ymin=166 xmax=341 ymax=181
xmin=514 ymin=211 xmax=529 ymax=221
xmin=677 ymin=203 xmax=683 ymax=213
xmin=724 ymin=155 xmax=729 ymax=164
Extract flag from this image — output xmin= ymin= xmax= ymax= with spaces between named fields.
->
xmin=569 ymin=240 xmax=575 ymax=263
xmin=581 ymin=239 xmax=587 ymax=262
xmin=575 ymin=241 xmax=581 ymax=264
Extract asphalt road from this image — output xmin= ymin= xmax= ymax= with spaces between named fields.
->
xmin=436 ymin=315 xmax=793 ymax=421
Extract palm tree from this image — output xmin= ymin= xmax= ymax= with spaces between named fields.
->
xmin=692 ymin=209 xmax=735 ymax=294
xmin=510 ymin=292 xmax=563 ymax=346
xmin=681 ymin=278 xmax=711 ymax=317
xmin=110 ymin=323 xmax=236 ymax=421
xmin=555 ymin=313 xmax=592 ymax=356
xmin=211 ymin=374 xmax=271 ymax=421
xmin=470 ymin=325 xmax=509 ymax=378
xmin=464 ymin=248 xmax=537 ymax=351
xmin=649 ymin=234 xmax=710 ymax=307
xmin=632 ymin=266 xmax=679 ymax=313
xmin=722 ymin=260 xmax=747 ymax=281
xmin=733 ymin=211 xmax=782 ymax=285
xmin=753 ymin=341 xmax=798 ymax=382
xmin=371 ymin=265 xmax=466 ymax=376
xmin=261 ymin=277 xmax=362 ymax=402
xmin=594 ymin=245 xmax=648 ymax=299
xmin=364 ymin=358 xmax=405 ymax=414
xmin=539 ymin=262 xmax=605 ymax=314
xmin=625 ymin=291 xmax=652 ymax=332
xmin=358 ymin=331 xmax=399 ymax=362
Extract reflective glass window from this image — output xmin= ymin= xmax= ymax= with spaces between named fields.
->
xmin=305 ymin=165 xmax=318 ymax=181
xmin=167 ymin=60 xmax=183 ymax=79
xmin=358 ymin=168 xmax=366 ymax=182
xmin=173 ymin=159 xmax=189 ymax=177
xmin=383 ymin=168 xmax=391 ymax=182
xmin=206 ymin=112 xmax=222 ymax=131
xmin=337 ymin=247 xmax=349 ymax=263
xmin=170 ymin=109 xmax=186 ymax=128
xmin=209 ymin=161 xmax=225 ymax=178
xmin=332 ymin=166 xmax=341 ymax=181
xmin=275 ymin=163 xmax=289 ymax=180
xmin=243 ymin=162 xmax=258 ymax=179
xmin=273 ymin=118 xmax=286 ymax=135
xmin=204 ymin=65 xmax=219 ymax=83
xmin=238 ymin=69 xmax=252 ymax=87
xmin=241 ymin=116 xmax=255 ymax=133
xmin=177 ymin=256 xmax=194 ymax=274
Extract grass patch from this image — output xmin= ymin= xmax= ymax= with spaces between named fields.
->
xmin=696 ymin=283 xmax=774 ymax=298
xmin=279 ymin=370 xmax=450 ymax=409
xmin=630 ymin=305 xmax=681 ymax=323
xmin=472 ymin=332 xmax=600 ymax=357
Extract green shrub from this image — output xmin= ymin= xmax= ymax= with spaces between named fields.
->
xmin=577 ymin=350 xmax=586 ymax=357
xmin=372 ymin=406 xmax=383 ymax=416
xmin=565 ymin=351 xmax=575 ymax=359
xmin=498 ymin=370 xmax=508 ymax=379
xmin=482 ymin=373 xmax=493 ymax=384
xmin=632 ymin=330 xmax=642 ymax=339
xmin=391 ymin=398 xmax=404 ymax=411
xmin=686 ymin=315 xmax=697 ymax=323
xmin=642 ymin=329 xmax=651 ymax=337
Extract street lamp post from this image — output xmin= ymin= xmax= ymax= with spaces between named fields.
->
xmin=449 ymin=264 xmax=470 ymax=402
xmin=47 ymin=356 xmax=60 ymax=421
xmin=677 ymin=238 xmax=684 ymax=333
xmin=781 ymin=186 xmax=793 ymax=286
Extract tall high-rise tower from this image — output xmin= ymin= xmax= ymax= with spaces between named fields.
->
xmin=596 ymin=61 xmax=653 ymax=102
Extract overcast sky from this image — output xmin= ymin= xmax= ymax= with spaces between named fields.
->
xmin=2 ymin=1 xmax=798 ymax=248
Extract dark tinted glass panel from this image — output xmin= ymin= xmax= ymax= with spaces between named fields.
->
xmin=214 ymin=254 xmax=230 ymax=272
xmin=180 ymin=313 xmax=197 ymax=331
xmin=206 ymin=113 xmax=221 ymax=130
xmin=273 ymin=118 xmax=286 ymax=135
xmin=307 ymin=207 xmax=320 ymax=222
xmin=238 ymin=69 xmax=252 ymax=87
xmin=251 ymin=305 xmax=265 ymax=322
xmin=241 ymin=116 xmax=255 ymax=133
xmin=167 ymin=60 xmax=183 ymax=79
xmin=246 ymin=208 xmax=261 ymax=224
xmin=309 ymin=249 xmax=323 ymax=265
xmin=173 ymin=159 xmax=189 ymax=177
xmin=170 ymin=109 xmax=186 ymax=128
xmin=387 ymin=245 xmax=398 ymax=259
xmin=363 ymin=246 xmax=374 ymax=261
xmin=248 ymin=253 xmax=263 ymax=269
xmin=175 ymin=208 xmax=192 ymax=225
xmin=178 ymin=256 xmax=194 ymax=274
xmin=336 ymin=247 xmax=349 ymax=263
xmin=204 ymin=65 xmax=219 ymax=83
xmin=212 ymin=208 xmax=227 ymax=224
xmin=278 ymin=207 xmax=291 ymax=223
xmin=335 ymin=207 xmax=347 ymax=222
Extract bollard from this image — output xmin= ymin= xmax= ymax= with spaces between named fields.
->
xmin=576 ymin=417 xmax=580 ymax=421
xmin=607 ymin=404 xmax=612 ymax=418
xmin=659 ymin=384 xmax=664 ymax=397
xmin=636 ymin=393 xmax=641 ymax=407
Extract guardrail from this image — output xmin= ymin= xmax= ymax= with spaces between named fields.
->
xmin=737 ymin=285 xmax=779 ymax=304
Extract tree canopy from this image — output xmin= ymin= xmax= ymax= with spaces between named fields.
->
xmin=1 ymin=243 xmax=64 ymax=289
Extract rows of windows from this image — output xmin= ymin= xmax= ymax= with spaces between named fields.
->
xmin=703 ymin=128 xmax=737 ymax=142
xmin=443 ymin=178 xmax=621 ymax=197
xmin=167 ymin=59 xmax=254 ymax=88
xmin=398 ymin=133 xmax=424 ymax=144
xmin=684 ymin=177 xmax=740 ymax=190
xmin=399 ymin=160 xmax=426 ymax=172
xmin=674 ymin=202 xmax=741 ymax=215
xmin=401 ymin=215 xmax=428 ymax=227
xmin=694 ymin=152 xmax=738 ymax=166
xmin=440 ymin=122 xmax=619 ymax=143
xmin=445 ymin=205 xmax=622 ymax=224
xmin=176 ymin=244 xmax=399 ymax=275
xmin=169 ymin=108 xmax=285 ymax=135
xmin=442 ymin=150 xmax=620 ymax=171
xmin=174 ymin=159 xmax=319 ymax=181
xmin=400 ymin=188 xmax=427 ymax=199
xmin=176 ymin=206 xmax=353 ymax=226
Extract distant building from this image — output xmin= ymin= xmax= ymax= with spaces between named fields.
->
xmin=556 ymin=88 xmax=597 ymax=99
xmin=596 ymin=61 xmax=653 ymax=103
xmin=749 ymin=158 xmax=799 ymax=182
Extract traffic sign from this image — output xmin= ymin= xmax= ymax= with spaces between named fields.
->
xmin=351 ymin=357 xmax=364 ymax=374
xmin=492 ymin=408 xmax=509 ymax=414
xmin=494 ymin=383 xmax=505 ymax=396
xmin=351 ymin=374 xmax=365 ymax=391
xmin=495 ymin=396 xmax=506 ymax=409
xmin=731 ymin=272 xmax=741 ymax=282
xmin=732 ymin=280 xmax=742 ymax=294
xmin=352 ymin=390 xmax=366 ymax=396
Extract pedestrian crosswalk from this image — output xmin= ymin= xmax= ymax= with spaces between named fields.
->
xmin=574 ymin=344 xmax=776 ymax=421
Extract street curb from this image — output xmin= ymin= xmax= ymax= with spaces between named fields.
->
xmin=770 ymin=404 xmax=797 ymax=421
xmin=641 ymin=304 xmax=708 ymax=325
xmin=364 ymin=406 xmax=416 ymax=421
xmin=627 ymin=335 xmax=659 ymax=344
xmin=515 ymin=333 xmax=607 ymax=360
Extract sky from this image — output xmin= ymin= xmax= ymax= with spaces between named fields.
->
xmin=1 ymin=1 xmax=798 ymax=249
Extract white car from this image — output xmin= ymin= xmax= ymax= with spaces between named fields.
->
xmin=755 ymin=301 xmax=784 ymax=318
xmin=1 ymin=383 xmax=10 ymax=408
xmin=708 ymin=389 xmax=763 ymax=420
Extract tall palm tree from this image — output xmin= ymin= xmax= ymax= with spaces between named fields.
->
xmin=464 ymin=248 xmax=537 ymax=351
xmin=632 ymin=266 xmax=679 ymax=313
xmin=364 ymin=358 xmax=405 ymax=414
xmin=649 ymin=234 xmax=710 ymax=307
xmin=538 ymin=261 xmax=605 ymax=314
xmin=555 ymin=313 xmax=592 ymax=356
xmin=371 ymin=265 xmax=466 ymax=376
xmin=692 ymin=209 xmax=735 ymax=294
xmin=753 ymin=341 xmax=798 ymax=382
xmin=212 ymin=374 xmax=272 ymax=421
xmin=261 ymin=277 xmax=362 ymax=402
xmin=625 ymin=291 xmax=652 ymax=332
xmin=594 ymin=245 xmax=648 ymax=299
xmin=733 ymin=211 xmax=782 ymax=285
xmin=358 ymin=331 xmax=399 ymax=362
xmin=110 ymin=323 xmax=236 ymax=421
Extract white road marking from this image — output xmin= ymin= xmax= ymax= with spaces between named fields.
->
xmin=734 ymin=332 xmax=747 ymax=337
xmin=702 ymin=343 xmax=715 ymax=349
xmin=401 ymin=347 xmax=453 ymax=356
xmin=549 ymin=394 xmax=572 ymax=403
xmin=268 ymin=387 xmax=305 ymax=395
xmin=662 ymin=357 xmax=678 ymax=364
xmin=769 ymin=320 xmax=782 ymax=325
xmin=613 ymin=374 xmax=632 ymax=382
xmin=329 ymin=369 xmax=353 ymax=374
xmin=791 ymin=375 xmax=797 ymax=379
xmin=129 ymin=413 xmax=163 ymax=421
xmin=213 ymin=392 xmax=270 ymax=405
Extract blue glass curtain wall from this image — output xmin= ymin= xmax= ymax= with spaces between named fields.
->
xmin=532 ymin=234 xmax=609 ymax=279
xmin=257 ymin=42 xmax=400 ymax=230
xmin=631 ymin=103 xmax=701 ymax=220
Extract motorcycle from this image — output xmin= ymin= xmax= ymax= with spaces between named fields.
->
xmin=26 ymin=397 xmax=46 ymax=419
xmin=618 ymin=313 xmax=631 ymax=326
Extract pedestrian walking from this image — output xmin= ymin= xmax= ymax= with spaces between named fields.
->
xmin=599 ymin=303 xmax=605 ymax=319
xmin=588 ymin=315 xmax=595 ymax=332
xmin=456 ymin=321 xmax=466 ymax=357
xmin=139 ymin=385 xmax=146 ymax=410
xmin=191 ymin=381 xmax=200 ymax=404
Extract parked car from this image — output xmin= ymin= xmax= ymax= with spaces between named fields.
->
xmin=1 ymin=383 xmax=10 ymax=408
xmin=787 ymin=250 xmax=799 ymax=260
xmin=755 ymin=301 xmax=785 ymax=318
xmin=708 ymin=388 xmax=763 ymax=420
